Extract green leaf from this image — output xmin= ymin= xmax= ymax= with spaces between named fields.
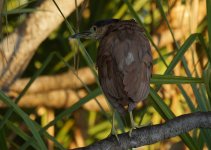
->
xmin=0 ymin=128 xmax=8 ymax=150
xmin=164 ymin=34 xmax=199 ymax=75
xmin=123 ymin=0 xmax=168 ymax=67
xmin=43 ymin=87 xmax=102 ymax=131
xmin=207 ymin=0 xmax=211 ymax=60
xmin=151 ymin=74 xmax=203 ymax=84
xmin=0 ymin=91 xmax=47 ymax=150
xmin=149 ymin=88 xmax=199 ymax=150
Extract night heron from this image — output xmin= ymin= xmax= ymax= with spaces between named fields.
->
xmin=71 ymin=19 xmax=152 ymax=136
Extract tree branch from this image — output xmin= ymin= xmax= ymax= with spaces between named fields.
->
xmin=72 ymin=112 xmax=211 ymax=150
xmin=0 ymin=0 xmax=84 ymax=90
xmin=3 ymin=89 xmax=109 ymax=111
xmin=9 ymin=67 xmax=95 ymax=94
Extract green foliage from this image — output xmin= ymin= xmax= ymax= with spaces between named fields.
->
xmin=1 ymin=0 xmax=211 ymax=149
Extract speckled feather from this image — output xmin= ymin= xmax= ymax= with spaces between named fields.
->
xmin=96 ymin=20 xmax=152 ymax=115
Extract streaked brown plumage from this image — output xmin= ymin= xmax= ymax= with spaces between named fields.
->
xmin=72 ymin=19 xmax=152 ymax=134
xmin=95 ymin=19 xmax=152 ymax=115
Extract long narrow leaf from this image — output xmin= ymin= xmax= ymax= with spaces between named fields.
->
xmin=0 ymin=52 xmax=55 ymax=129
xmin=123 ymin=0 xmax=168 ymax=67
xmin=164 ymin=34 xmax=199 ymax=75
xmin=0 ymin=129 xmax=8 ymax=150
xmin=207 ymin=0 xmax=211 ymax=60
xmin=149 ymin=88 xmax=199 ymax=150
xmin=43 ymin=87 xmax=102 ymax=131
xmin=0 ymin=91 xmax=47 ymax=150
xmin=0 ymin=115 xmax=38 ymax=149
xmin=151 ymin=74 xmax=203 ymax=84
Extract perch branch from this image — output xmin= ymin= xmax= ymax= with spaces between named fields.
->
xmin=72 ymin=112 xmax=211 ymax=150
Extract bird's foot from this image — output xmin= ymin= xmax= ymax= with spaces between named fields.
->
xmin=108 ymin=111 xmax=119 ymax=142
xmin=129 ymin=122 xmax=139 ymax=137
xmin=128 ymin=111 xmax=151 ymax=137
xmin=129 ymin=122 xmax=151 ymax=137
xmin=110 ymin=127 xmax=119 ymax=142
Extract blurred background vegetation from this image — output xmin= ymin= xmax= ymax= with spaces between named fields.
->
xmin=0 ymin=0 xmax=211 ymax=149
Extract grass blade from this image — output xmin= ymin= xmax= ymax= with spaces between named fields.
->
xmin=0 ymin=91 xmax=47 ymax=150
xmin=123 ymin=0 xmax=168 ymax=67
xmin=164 ymin=34 xmax=199 ymax=75
xmin=0 ymin=128 xmax=8 ymax=150
xmin=206 ymin=0 xmax=211 ymax=60
xmin=151 ymin=74 xmax=203 ymax=84
xmin=149 ymin=87 xmax=199 ymax=150
xmin=43 ymin=87 xmax=102 ymax=131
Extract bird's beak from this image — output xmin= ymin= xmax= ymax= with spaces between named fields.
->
xmin=70 ymin=30 xmax=94 ymax=39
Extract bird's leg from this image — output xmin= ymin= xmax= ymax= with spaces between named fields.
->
xmin=129 ymin=110 xmax=151 ymax=137
xmin=110 ymin=111 xmax=119 ymax=141
xmin=128 ymin=103 xmax=140 ymax=136
xmin=129 ymin=110 xmax=137 ymax=137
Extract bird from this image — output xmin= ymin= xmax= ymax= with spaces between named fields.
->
xmin=71 ymin=19 xmax=152 ymax=136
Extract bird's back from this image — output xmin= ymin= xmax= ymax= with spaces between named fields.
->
xmin=96 ymin=20 xmax=152 ymax=115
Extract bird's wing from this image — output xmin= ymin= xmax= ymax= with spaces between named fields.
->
xmin=112 ymin=32 xmax=153 ymax=102
xmin=96 ymin=34 xmax=127 ymax=114
xmin=96 ymin=30 xmax=152 ymax=114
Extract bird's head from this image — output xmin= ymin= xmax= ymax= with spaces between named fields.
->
xmin=71 ymin=19 xmax=120 ymax=40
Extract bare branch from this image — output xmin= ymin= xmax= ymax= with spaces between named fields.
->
xmin=3 ymin=89 xmax=109 ymax=111
xmin=72 ymin=112 xmax=211 ymax=150
xmin=0 ymin=0 xmax=84 ymax=90
xmin=9 ymin=67 xmax=95 ymax=94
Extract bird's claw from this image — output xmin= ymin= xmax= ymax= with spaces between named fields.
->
xmin=129 ymin=123 xmax=140 ymax=137
xmin=129 ymin=122 xmax=152 ymax=137
xmin=111 ymin=127 xmax=120 ymax=142
xmin=107 ymin=127 xmax=119 ymax=142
